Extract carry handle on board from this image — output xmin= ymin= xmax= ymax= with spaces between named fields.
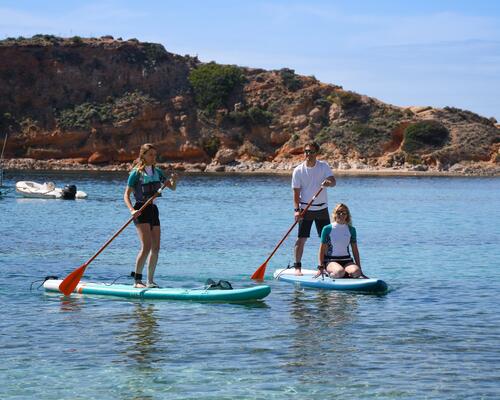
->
xmin=59 ymin=176 xmax=172 ymax=296
xmin=250 ymin=186 xmax=324 ymax=280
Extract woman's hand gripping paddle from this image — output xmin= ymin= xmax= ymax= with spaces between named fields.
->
xmin=59 ymin=179 xmax=171 ymax=296
xmin=251 ymin=186 xmax=324 ymax=280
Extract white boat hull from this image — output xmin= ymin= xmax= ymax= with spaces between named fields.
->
xmin=15 ymin=181 xmax=87 ymax=199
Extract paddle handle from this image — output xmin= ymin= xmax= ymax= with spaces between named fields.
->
xmin=83 ymin=182 xmax=169 ymax=267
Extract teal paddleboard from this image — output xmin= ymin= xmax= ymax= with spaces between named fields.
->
xmin=44 ymin=279 xmax=271 ymax=302
xmin=274 ymin=268 xmax=387 ymax=293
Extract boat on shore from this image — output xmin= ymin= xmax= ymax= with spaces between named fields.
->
xmin=15 ymin=181 xmax=87 ymax=199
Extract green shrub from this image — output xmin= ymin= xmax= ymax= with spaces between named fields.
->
xmin=201 ymin=135 xmax=220 ymax=157
xmin=226 ymin=106 xmax=273 ymax=127
xmin=31 ymin=34 xmax=60 ymax=44
xmin=330 ymin=91 xmax=362 ymax=109
xmin=314 ymin=97 xmax=332 ymax=108
xmin=56 ymin=91 xmax=157 ymax=130
xmin=189 ymin=62 xmax=246 ymax=115
xmin=279 ymin=68 xmax=302 ymax=91
xmin=142 ymin=42 xmax=168 ymax=67
xmin=58 ymin=103 xmax=112 ymax=129
xmin=315 ymin=128 xmax=331 ymax=144
xmin=317 ymin=123 xmax=390 ymax=157
xmin=402 ymin=120 xmax=449 ymax=153
xmin=71 ymin=36 xmax=83 ymax=44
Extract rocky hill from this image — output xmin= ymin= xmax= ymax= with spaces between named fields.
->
xmin=1 ymin=35 xmax=498 ymax=174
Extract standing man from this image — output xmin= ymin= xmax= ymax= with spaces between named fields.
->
xmin=292 ymin=141 xmax=336 ymax=275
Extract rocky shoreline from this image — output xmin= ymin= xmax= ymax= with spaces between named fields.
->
xmin=2 ymin=158 xmax=499 ymax=177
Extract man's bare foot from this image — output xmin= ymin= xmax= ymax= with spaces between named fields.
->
xmin=134 ymin=281 xmax=147 ymax=288
xmin=294 ymin=269 xmax=303 ymax=276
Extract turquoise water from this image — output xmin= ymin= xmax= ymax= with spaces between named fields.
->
xmin=1 ymin=171 xmax=499 ymax=399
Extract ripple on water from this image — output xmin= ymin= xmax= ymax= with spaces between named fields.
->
xmin=0 ymin=174 xmax=499 ymax=399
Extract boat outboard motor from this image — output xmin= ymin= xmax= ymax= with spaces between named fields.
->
xmin=61 ymin=184 xmax=77 ymax=200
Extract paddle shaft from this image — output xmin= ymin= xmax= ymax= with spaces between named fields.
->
xmin=82 ymin=181 xmax=169 ymax=269
xmin=0 ymin=134 xmax=6 ymax=187
xmin=260 ymin=186 xmax=325 ymax=267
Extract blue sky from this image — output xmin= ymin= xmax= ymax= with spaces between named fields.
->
xmin=1 ymin=0 xmax=499 ymax=119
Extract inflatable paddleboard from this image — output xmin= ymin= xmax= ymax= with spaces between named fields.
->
xmin=274 ymin=268 xmax=387 ymax=293
xmin=44 ymin=279 xmax=271 ymax=302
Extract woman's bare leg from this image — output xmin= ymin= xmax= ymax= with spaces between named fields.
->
xmin=135 ymin=224 xmax=152 ymax=287
xmin=147 ymin=226 xmax=161 ymax=285
xmin=326 ymin=262 xmax=345 ymax=278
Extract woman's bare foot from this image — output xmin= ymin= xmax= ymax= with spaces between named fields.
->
xmin=134 ymin=281 xmax=147 ymax=288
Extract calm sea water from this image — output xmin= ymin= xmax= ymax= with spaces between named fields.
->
xmin=0 ymin=171 xmax=499 ymax=399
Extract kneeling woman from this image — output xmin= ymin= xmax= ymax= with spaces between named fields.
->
xmin=124 ymin=143 xmax=177 ymax=288
xmin=318 ymin=203 xmax=366 ymax=278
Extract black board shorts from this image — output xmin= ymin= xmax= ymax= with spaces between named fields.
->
xmin=298 ymin=208 xmax=330 ymax=238
xmin=133 ymin=202 xmax=160 ymax=228
xmin=325 ymin=256 xmax=355 ymax=268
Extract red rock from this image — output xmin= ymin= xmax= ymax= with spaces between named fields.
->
xmin=88 ymin=151 xmax=110 ymax=164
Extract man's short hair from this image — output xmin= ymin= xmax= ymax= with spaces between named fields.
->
xmin=304 ymin=141 xmax=320 ymax=152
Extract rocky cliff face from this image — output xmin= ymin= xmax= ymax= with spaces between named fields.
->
xmin=1 ymin=35 xmax=498 ymax=172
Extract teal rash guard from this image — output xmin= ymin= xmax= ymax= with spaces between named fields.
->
xmin=127 ymin=167 xmax=167 ymax=202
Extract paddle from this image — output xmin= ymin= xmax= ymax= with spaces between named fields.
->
xmin=251 ymin=186 xmax=325 ymax=280
xmin=0 ymin=133 xmax=7 ymax=187
xmin=59 ymin=179 xmax=171 ymax=296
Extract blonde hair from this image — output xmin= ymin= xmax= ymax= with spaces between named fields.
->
xmin=332 ymin=203 xmax=353 ymax=226
xmin=132 ymin=143 xmax=157 ymax=173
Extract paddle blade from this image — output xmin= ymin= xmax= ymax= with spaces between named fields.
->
xmin=59 ymin=264 xmax=87 ymax=296
xmin=251 ymin=262 xmax=267 ymax=280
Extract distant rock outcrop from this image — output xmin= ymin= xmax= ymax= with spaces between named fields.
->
xmin=0 ymin=35 xmax=498 ymax=173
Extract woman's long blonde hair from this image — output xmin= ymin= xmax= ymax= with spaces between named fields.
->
xmin=332 ymin=203 xmax=353 ymax=226
xmin=131 ymin=143 xmax=157 ymax=173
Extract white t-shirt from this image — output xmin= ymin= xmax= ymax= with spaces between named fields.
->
xmin=291 ymin=160 xmax=334 ymax=211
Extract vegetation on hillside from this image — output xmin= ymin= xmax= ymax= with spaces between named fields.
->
xmin=225 ymin=106 xmax=274 ymax=127
xmin=316 ymin=122 xmax=392 ymax=157
xmin=279 ymin=68 xmax=302 ymax=91
xmin=188 ymin=63 xmax=246 ymax=115
xmin=56 ymin=91 xmax=158 ymax=130
xmin=402 ymin=120 xmax=449 ymax=153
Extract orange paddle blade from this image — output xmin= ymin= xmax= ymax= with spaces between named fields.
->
xmin=59 ymin=264 xmax=87 ymax=296
xmin=251 ymin=262 xmax=267 ymax=280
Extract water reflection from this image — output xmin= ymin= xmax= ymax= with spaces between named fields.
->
xmin=283 ymin=289 xmax=360 ymax=376
xmin=58 ymin=294 xmax=85 ymax=312
xmin=122 ymin=303 xmax=165 ymax=365
xmin=111 ymin=303 xmax=169 ymax=399
xmin=290 ymin=289 xmax=359 ymax=331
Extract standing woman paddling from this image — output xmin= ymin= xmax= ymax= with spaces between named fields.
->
xmin=124 ymin=143 xmax=177 ymax=288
